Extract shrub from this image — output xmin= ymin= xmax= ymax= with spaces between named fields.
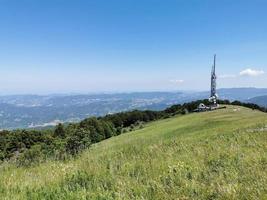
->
xmin=16 ymin=145 xmax=43 ymax=167
xmin=65 ymin=128 xmax=91 ymax=155
xmin=54 ymin=123 xmax=65 ymax=138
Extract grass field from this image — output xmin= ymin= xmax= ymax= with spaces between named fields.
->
xmin=0 ymin=105 xmax=267 ymax=200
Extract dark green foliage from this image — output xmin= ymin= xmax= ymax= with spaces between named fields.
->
xmin=65 ymin=128 xmax=91 ymax=155
xmin=165 ymin=104 xmax=183 ymax=114
xmin=101 ymin=110 xmax=163 ymax=129
xmin=0 ymin=99 xmax=266 ymax=165
xmin=2 ymin=129 xmax=53 ymax=160
xmin=80 ymin=117 xmax=105 ymax=143
xmin=54 ymin=123 xmax=65 ymax=138
xmin=102 ymin=121 xmax=115 ymax=139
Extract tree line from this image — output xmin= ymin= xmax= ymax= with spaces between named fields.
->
xmin=0 ymin=99 xmax=266 ymax=166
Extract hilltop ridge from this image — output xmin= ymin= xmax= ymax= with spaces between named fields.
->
xmin=0 ymin=105 xmax=267 ymax=199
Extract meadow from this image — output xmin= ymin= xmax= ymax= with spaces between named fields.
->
xmin=0 ymin=105 xmax=266 ymax=199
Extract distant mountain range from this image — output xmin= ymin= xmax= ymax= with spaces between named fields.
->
xmin=218 ymin=88 xmax=267 ymax=101
xmin=0 ymin=87 xmax=267 ymax=129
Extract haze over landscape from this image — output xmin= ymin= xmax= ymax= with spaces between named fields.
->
xmin=0 ymin=0 xmax=267 ymax=129
xmin=0 ymin=1 xmax=267 ymax=199
xmin=0 ymin=88 xmax=267 ymax=129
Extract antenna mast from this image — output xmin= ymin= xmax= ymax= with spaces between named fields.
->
xmin=209 ymin=54 xmax=218 ymax=106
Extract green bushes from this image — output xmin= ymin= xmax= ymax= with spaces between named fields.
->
xmin=54 ymin=123 xmax=65 ymax=138
xmin=65 ymin=128 xmax=91 ymax=155
xmin=0 ymin=99 xmax=266 ymax=166
xmin=17 ymin=144 xmax=43 ymax=167
xmin=0 ymin=105 xmax=267 ymax=199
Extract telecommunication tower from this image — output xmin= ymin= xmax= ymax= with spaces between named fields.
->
xmin=209 ymin=54 xmax=218 ymax=106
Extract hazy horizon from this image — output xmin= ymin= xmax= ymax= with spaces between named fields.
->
xmin=0 ymin=87 xmax=267 ymax=96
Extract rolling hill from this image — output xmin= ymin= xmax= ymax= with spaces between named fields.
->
xmin=217 ymin=87 xmax=267 ymax=101
xmin=248 ymin=95 xmax=267 ymax=107
xmin=0 ymin=105 xmax=267 ymax=199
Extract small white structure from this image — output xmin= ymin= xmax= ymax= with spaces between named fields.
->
xmin=197 ymin=103 xmax=209 ymax=112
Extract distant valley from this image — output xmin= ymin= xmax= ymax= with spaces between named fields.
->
xmin=0 ymin=87 xmax=267 ymax=129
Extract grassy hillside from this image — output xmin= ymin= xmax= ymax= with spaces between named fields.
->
xmin=0 ymin=105 xmax=267 ymax=200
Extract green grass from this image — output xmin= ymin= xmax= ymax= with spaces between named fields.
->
xmin=0 ymin=105 xmax=267 ymax=199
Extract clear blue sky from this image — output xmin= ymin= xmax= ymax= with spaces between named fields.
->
xmin=0 ymin=0 xmax=266 ymax=94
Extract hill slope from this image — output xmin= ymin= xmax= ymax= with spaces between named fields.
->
xmin=0 ymin=106 xmax=267 ymax=200
xmin=248 ymin=95 xmax=267 ymax=107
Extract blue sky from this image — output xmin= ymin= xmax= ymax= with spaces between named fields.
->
xmin=0 ymin=0 xmax=266 ymax=94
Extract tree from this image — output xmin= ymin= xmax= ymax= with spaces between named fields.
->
xmin=65 ymin=128 xmax=91 ymax=155
xmin=54 ymin=123 xmax=65 ymax=138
